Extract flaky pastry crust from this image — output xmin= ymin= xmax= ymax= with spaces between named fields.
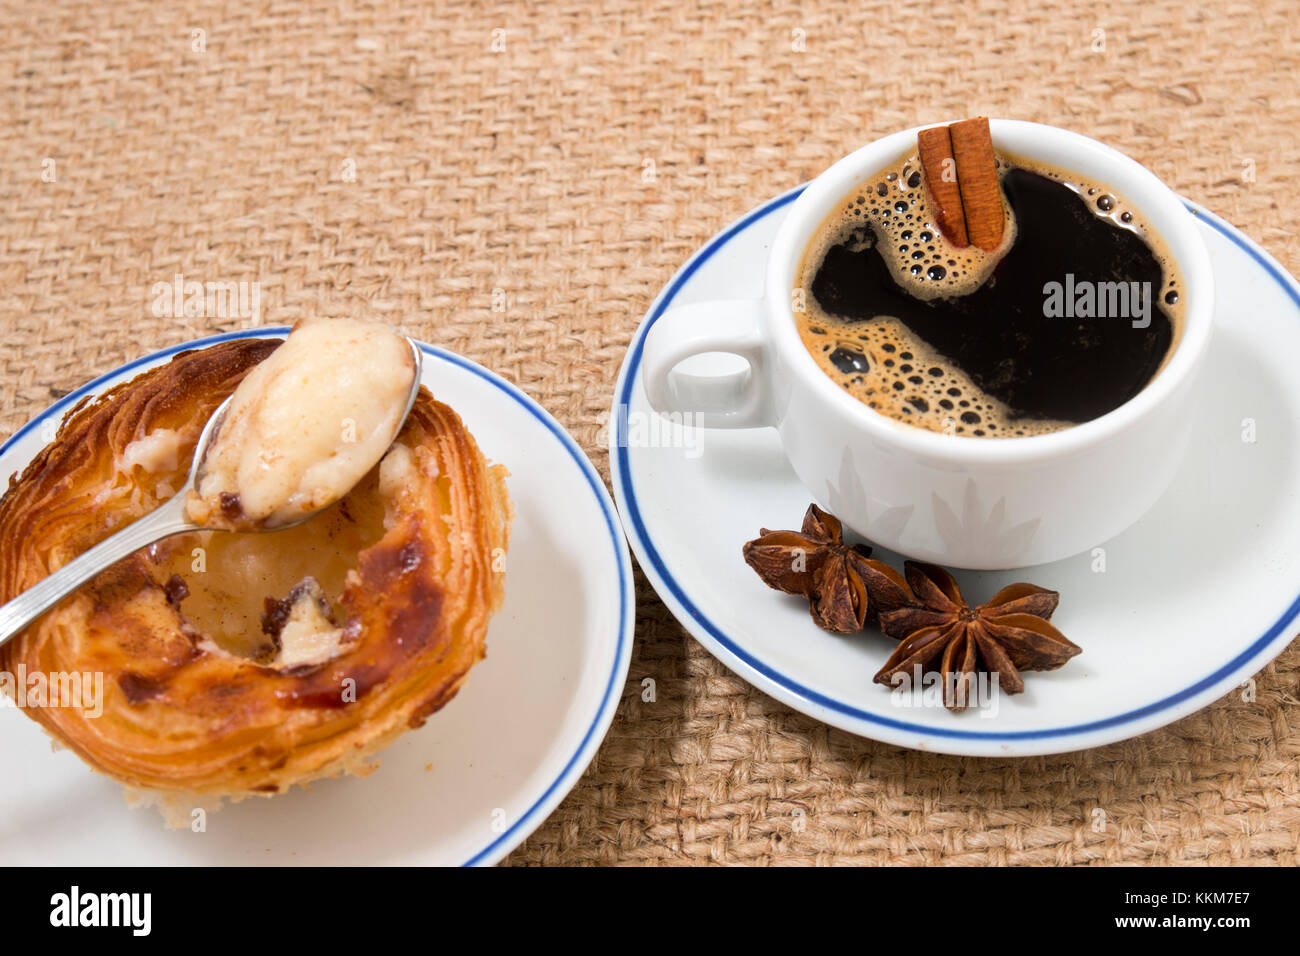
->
xmin=0 ymin=339 xmax=511 ymax=809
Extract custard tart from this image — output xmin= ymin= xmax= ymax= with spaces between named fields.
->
xmin=0 ymin=336 xmax=511 ymax=815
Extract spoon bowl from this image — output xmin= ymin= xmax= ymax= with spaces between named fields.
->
xmin=0 ymin=336 xmax=424 ymax=648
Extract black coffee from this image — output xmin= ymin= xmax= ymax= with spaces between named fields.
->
xmin=796 ymin=153 xmax=1184 ymax=437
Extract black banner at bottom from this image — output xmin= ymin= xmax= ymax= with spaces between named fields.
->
xmin=8 ymin=864 xmax=1280 ymax=941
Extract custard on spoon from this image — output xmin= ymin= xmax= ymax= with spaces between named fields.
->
xmin=0 ymin=317 xmax=421 ymax=649
xmin=187 ymin=318 xmax=418 ymax=530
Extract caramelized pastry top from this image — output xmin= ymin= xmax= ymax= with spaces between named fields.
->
xmin=0 ymin=338 xmax=510 ymax=803
xmin=187 ymin=318 xmax=416 ymax=530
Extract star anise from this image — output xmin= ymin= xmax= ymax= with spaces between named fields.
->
xmin=743 ymin=504 xmax=911 ymax=633
xmin=874 ymin=561 xmax=1081 ymax=710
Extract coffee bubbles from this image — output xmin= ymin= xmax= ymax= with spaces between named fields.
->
xmin=826 ymin=158 xmax=1018 ymax=302
xmin=795 ymin=150 xmax=1185 ymax=438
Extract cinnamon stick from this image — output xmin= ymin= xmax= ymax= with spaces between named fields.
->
xmin=916 ymin=125 xmax=969 ymax=248
xmin=947 ymin=117 xmax=1004 ymax=251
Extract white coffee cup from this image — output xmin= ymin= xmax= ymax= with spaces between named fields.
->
xmin=641 ymin=120 xmax=1214 ymax=569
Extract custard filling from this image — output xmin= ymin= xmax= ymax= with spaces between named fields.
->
xmin=186 ymin=317 xmax=415 ymax=530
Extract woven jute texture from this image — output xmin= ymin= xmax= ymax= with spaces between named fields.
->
xmin=2 ymin=0 xmax=1298 ymax=865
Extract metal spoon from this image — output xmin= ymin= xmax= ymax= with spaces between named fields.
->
xmin=0 ymin=338 xmax=423 ymax=650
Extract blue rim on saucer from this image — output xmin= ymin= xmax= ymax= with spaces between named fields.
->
xmin=0 ymin=330 xmax=634 ymax=865
xmin=612 ymin=186 xmax=1300 ymax=746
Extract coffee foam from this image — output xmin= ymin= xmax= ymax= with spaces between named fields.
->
xmin=795 ymin=149 xmax=1185 ymax=438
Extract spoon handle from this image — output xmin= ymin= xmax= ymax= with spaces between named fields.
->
xmin=0 ymin=492 xmax=198 ymax=651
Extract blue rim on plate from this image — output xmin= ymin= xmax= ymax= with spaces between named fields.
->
xmin=0 ymin=329 xmax=634 ymax=866
xmin=613 ymin=186 xmax=1300 ymax=743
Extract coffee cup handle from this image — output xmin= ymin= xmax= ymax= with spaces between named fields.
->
xmin=641 ymin=300 xmax=773 ymax=429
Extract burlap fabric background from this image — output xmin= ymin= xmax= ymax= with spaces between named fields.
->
xmin=2 ymin=0 xmax=1298 ymax=865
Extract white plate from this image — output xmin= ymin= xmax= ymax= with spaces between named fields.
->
xmin=0 ymin=332 xmax=633 ymax=865
xmin=611 ymin=187 xmax=1300 ymax=757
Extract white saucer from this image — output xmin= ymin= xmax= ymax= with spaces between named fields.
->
xmin=611 ymin=187 xmax=1300 ymax=757
xmin=0 ymin=331 xmax=633 ymax=865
